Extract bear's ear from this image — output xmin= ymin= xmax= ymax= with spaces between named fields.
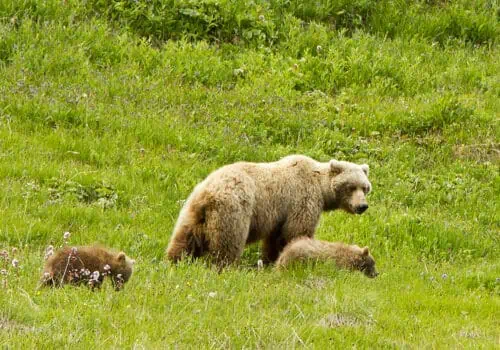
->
xmin=117 ymin=252 xmax=126 ymax=262
xmin=361 ymin=247 xmax=370 ymax=256
xmin=329 ymin=160 xmax=344 ymax=175
xmin=360 ymin=164 xmax=369 ymax=176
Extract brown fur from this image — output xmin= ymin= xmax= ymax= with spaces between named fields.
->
xmin=276 ymin=237 xmax=378 ymax=278
xmin=166 ymin=155 xmax=371 ymax=268
xmin=41 ymin=246 xmax=135 ymax=290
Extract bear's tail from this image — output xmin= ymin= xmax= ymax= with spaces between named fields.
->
xmin=166 ymin=194 xmax=209 ymax=262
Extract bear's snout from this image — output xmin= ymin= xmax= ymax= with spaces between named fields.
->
xmin=355 ymin=204 xmax=369 ymax=214
xmin=364 ymin=268 xmax=378 ymax=278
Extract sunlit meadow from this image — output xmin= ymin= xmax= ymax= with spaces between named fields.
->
xmin=0 ymin=0 xmax=499 ymax=348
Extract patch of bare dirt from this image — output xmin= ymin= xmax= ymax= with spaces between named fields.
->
xmin=0 ymin=317 xmax=37 ymax=333
xmin=453 ymin=143 xmax=499 ymax=164
xmin=318 ymin=313 xmax=361 ymax=328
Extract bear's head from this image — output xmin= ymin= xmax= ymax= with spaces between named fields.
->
xmin=112 ymin=252 xmax=135 ymax=287
xmin=328 ymin=160 xmax=371 ymax=214
xmin=357 ymin=246 xmax=378 ymax=278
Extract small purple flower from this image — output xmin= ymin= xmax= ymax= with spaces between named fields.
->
xmin=71 ymin=247 xmax=78 ymax=255
xmin=11 ymin=259 xmax=19 ymax=268
xmin=104 ymin=264 xmax=111 ymax=271
xmin=63 ymin=231 xmax=70 ymax=240
xmin=91 ymin=271 xmax=100 ymax=281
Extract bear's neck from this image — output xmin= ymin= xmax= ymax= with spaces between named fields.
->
xmin=319 ymin=170 xmax=339 ymax=211
xmin=323 ymin=195 xmax=339 ymax=211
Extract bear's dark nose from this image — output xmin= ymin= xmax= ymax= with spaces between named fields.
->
xmin=356 ymin=204 xmax=368 ymax=214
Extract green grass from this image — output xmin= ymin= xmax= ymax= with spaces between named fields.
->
xmin=0 ymin=0 xmax=499 ymax=348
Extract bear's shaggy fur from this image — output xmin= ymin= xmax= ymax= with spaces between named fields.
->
xmin=166 ymin=155 xmax=371 ymax=268
xmin=275 ymin=237 xmax=378 ymax=278
xmin=41 ymin=246 xmax=135 ymax=290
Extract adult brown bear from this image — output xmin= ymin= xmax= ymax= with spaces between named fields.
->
xmin=166 ymin=155 xmax=371 ymax=268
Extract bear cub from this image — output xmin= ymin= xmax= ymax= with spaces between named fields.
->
xmin=41 ymin=246 xmax=135 ymax=290
xmin=276 ymin=237 xmax=378 ymax=278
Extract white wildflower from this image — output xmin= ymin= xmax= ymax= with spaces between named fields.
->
xmin=44 ymin=251 xmax=54 ymax=260
xmin=91 ymin=271 xmax=100 ymax=281
xmin=257 ymin=259 xmax=264 ymax=270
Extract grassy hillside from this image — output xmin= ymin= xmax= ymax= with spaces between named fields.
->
xmin=0 ymin=0 xmax=499 ymax=348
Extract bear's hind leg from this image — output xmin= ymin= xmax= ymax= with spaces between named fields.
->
xmin=206 ymin=208 xmax=251 ymax=269
xmin=166 ymin=225 xmax=206 ymax=263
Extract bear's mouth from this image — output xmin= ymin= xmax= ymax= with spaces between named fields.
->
xmin=343 ymin=204 xmax=366 ymax=215
xmin=341 ymin=204 xmax=357 ymax=214
xmin=362 ymin=268 xmax=378 ymax=278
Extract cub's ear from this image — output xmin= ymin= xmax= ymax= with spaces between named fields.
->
xmin=117 ymin=252 xmax=126 ymax=262
xmin=360 ymin=164 xmax=369 ymax=176
xmin=361 ymin=247 xmax=370 ymax=256
xmin=329 ymin=160 xmax=344 ymax=175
